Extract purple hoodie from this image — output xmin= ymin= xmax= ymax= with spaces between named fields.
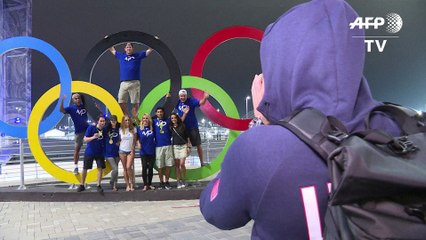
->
xmin=200 ymin=0 xmax=399 ymax=239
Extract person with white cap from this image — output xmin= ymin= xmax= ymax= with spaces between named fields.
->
xmin=175 ymin=89 xmax=209 ymax=167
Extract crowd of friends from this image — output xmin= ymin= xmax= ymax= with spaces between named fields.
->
xmin=61 ymin=41 xmax=210 ymax=193
xmin=61 ymin=91 xmax=202 ymax=193
xmin=78 ymin=106 xmax=192 ymax=193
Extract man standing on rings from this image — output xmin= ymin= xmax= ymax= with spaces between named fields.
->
xmin=60 ymin=93 xmax=89 ymax=175
xmin=175 ymin=89 xmax=209 ymax=167
xmin=109 ymin=42 xmax=153 ymax=120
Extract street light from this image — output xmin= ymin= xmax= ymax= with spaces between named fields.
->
xmin=201 ymin=118 xmax=206 ymax=139
xmin=245 ymin=96 xmax=251 ymax=118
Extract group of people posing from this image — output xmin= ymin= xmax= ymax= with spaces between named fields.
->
xmin=60 ymin=88 xmax=209 ymax=193
xmin=59 ymin=40 xmax=210 ymax=193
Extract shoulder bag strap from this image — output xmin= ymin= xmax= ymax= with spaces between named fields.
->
xmin=366 ymin=103 xmax=426 ymax=135
xmin=276 ymin=108 xmax=344 ymax=162
xmin=172 ymin=127 xmax=187 ymax=143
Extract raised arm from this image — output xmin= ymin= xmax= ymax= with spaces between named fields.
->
xmin=199 ymin=92 xmax=210 ymax=106
xmin=109 ymin=46 xmax=116 ymax=56
xmin=146 ymin=48 xmax=153 ymax=56
xmin=84 ymin=132 xmax=99 ymax=143
xmin=181 ymin=106 xmax=190 ymax=122
xmin=60 ymin=95 xmax=66 ymax=113
xmin=104 ymin=34 xmax=116 ymax=55
xmin=163 ymin=93 xmax=172 ymax=110
xmin=93 ymin=100 xmax=105 ymax=118
xmin=146 ymin=35 xmax=159 ymax=56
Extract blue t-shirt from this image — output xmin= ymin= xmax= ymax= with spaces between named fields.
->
xmin=84 ymin=125 xmax=106 ymax=157
xmin=105 ymin=127 xmax=119 ymax=158
xmin=64 ymin=104 xmax=89 ymax=134
xmin=115 ymin=51 xmax=147 ymax=81
xmin=153 ymin=117 xmax=172 ymax=147
xmin=137 ymin=126 xmax=156 ymax=156
xmin=176 ymin=97 xmax=200 ymax=129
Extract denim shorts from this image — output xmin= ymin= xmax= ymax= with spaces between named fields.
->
xmin=119 ymin=150 xmax=132 ymax=156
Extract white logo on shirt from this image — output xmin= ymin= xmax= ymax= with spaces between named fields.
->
xmin=142 ymin=130 xmax=153 ymax=136
xmin=76 ymin=109 xmax=86 ymax=116
xmin=178 ymin=105 xmax=188 ymax=112
xmin=156 ymin=120 xmax=167 ymax=134
xmin=125 ymin=56 xmax=135 ymax=61
xmin=109 ymin=132 xmax=119 ymax=138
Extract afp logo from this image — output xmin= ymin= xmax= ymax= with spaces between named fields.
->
xmin=349 ymin=13 xmax=403 ymax=52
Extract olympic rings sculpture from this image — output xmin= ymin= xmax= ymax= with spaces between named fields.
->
xmin=0 ymin=37 xmax=72 ymax=138
xmin=0 ymin=26 xmax=263 ymax=183
xmin=190 ymin=26 xmax=263 ymax=131
xmin=28 ymin=81 xmax=121 ymax=184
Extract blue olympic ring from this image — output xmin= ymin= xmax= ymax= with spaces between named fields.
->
xmin=0 ymin=37 xmax=72 ymax=138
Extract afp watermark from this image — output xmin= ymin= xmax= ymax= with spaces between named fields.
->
xmin=349 ymin=13 xmax=403 ymax=52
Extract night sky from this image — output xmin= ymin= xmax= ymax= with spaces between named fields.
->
xmin=31 ymin=0 xmax=426 ymax=123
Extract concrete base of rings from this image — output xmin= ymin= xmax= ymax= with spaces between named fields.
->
xmin=0 ymin=180 xmax=208 ymax=202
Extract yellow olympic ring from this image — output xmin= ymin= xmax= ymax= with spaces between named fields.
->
xmin=28 ymin=81 xmax=124 ymax=184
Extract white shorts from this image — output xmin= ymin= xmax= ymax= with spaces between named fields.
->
xmin=155 ymin=145 xmax=174 ymax=168
xmin=118 ymin=80 xmax=140 ymax=104
xmin=173 ymin=144 xmax=188 ymax=159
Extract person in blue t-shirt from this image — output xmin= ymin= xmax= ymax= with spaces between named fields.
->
xmin=137 ymin=113 xmax=156 ymax=191
xmin=77 ymin=115 xmax=107 ymax=193
xmin=175 ymin=89 xmax=209 ymax=166
xmin=105 ymin=115 xmax=120 ymax=192
xmin=152 ymin=107 xmax=173 ymax=190
xmin=109 ymin=42 xmax=153 ymax=120
xmin=60 ymin=93 xmax=89 ymax=175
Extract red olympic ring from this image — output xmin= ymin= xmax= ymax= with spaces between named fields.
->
xmin=190 ymin=26 xmax=264 ymax=131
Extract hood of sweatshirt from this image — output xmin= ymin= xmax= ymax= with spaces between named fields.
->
xmin=258 ymin=0 xmax=378 ymax=132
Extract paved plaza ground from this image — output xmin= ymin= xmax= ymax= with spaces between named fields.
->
xmin=0 ymin=200 xmax=253 ymax=240
xmin=0 ymin=138 xmax=253 ymax=239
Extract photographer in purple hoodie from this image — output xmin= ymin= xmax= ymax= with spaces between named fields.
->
xmin=200 ymin=0 xmax=400 ymax=239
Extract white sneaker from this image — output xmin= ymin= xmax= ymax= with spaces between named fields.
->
xmin=177 ymin=182 xmax=182 ymax=189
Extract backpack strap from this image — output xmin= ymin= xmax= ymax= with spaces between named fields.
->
xmin=366 ymin=103 xmax=426 ymax=135
xmin=277 ymin=108 xmax=346 ymax=162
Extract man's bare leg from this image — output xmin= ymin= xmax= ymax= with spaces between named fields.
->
xmin=197 ymin=144 xmax=205 ymax=166
xmin=120 ymin=102 xmax=129 ymax=116
xmin=131 ymin=103 xmax=139 ymax=120
xmin=73 ymin=145 xmax=81 ymax=175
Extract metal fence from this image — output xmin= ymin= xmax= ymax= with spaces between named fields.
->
xmin=0 ymin=132 xmax=229 ymax=189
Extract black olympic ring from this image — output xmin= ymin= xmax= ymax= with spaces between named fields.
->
xmin=78 ymin=30 xmax=181 ymax=115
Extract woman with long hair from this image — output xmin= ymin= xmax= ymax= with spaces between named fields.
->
xmin=119 ymin=115 xmax=137 ymax=191
xmin=170 ymin=112 xmax=190 ymax=189
xmin=105 ymin=115 xmax=120 ymax=191
xmin=137 ymin=113 xmax=156 ymax=191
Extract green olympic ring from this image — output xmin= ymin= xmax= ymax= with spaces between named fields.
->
xmin=138 ymin=75 xmax=241 ymax=180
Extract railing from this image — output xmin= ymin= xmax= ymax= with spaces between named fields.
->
xmin=0 ymin=134 xmax=228 ymax=189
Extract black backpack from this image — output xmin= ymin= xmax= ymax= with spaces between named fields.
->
xmin=277 ymin=104 xmax=426 ymax=240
